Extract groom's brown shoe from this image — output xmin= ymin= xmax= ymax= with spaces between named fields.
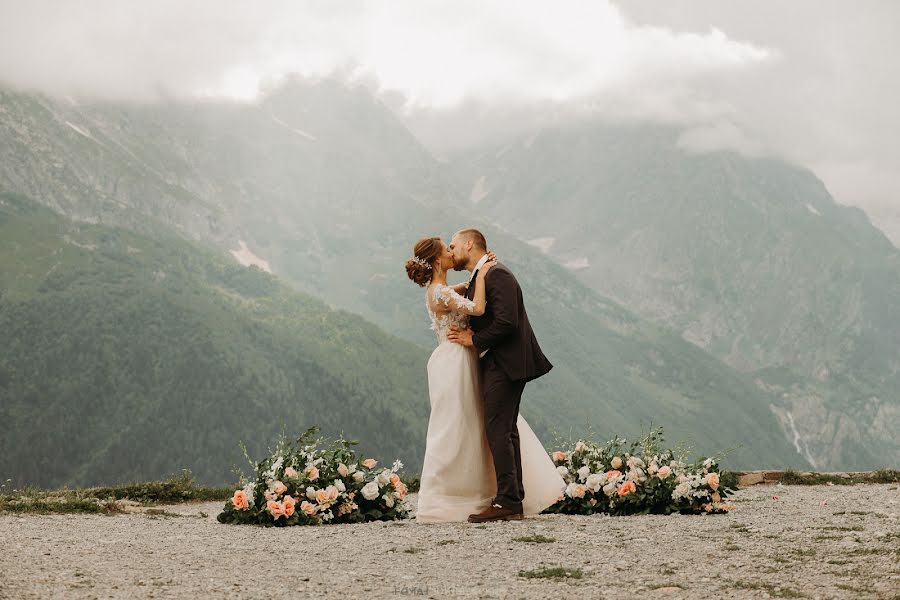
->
xmin=467 ymin=502 xmax=524 ymax=523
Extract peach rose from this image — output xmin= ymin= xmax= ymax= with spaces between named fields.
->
xmin=572 ymin=484 xmax=587 ymax=498
xmin=272 ymin=480 xmax=287 ymax=496
xmin=267 ymin=500 xmax=285 ymax=519
xmin=300 ymin=500 xmax=318 ymax=516
xmin=337 ymin=463 xmax=350 ymax=477
xmin=282 ymin=495 xmax=296 ymax=518
xmin=362 ymin=458 xmax=378 ymax=469
xmin=284 ymin=467 xmax=299 ymax=479
xmin=552 ymin=451 xmax=568 ymax=462
xmin=304 ymin=465 xmax=319 ymax=481
xmin=706 ymin=472 xmax=720 ymax=491
xmin=390 ymin=473 xmax=401 ymax=487
xmin=611 ymin=456 xmax=623 ymax=470
xmin=711 ymin=492 xmax=721 ymax=503
xmin=231 ymin=490 xmax=250 ymax=511
xmin=617 ymin=481 xmax=636 ymax=497
xmin=324 ymin=485 xmax=339 ymax=502
xmin=589 ymin=498 xmax=598 ymax=506
xmin=606 ymin=470 xmax=622 ymax=479
xmin=657 ymin=465 xmax=672 ymax=479
xmin=394 ymin=482 xmax=408 ymax=499
xmin=315 ymin=488 xmax=330 ymax=504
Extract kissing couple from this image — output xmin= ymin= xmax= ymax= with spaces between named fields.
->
xmin=405 ymin=228 xmax=565 ymax=523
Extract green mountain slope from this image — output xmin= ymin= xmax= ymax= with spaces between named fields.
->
xmin=0 ymin=192 xmax=429 ymax=488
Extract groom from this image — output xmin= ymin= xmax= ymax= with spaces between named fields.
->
xmin=447 ymin=228 xmax=553 ymax=523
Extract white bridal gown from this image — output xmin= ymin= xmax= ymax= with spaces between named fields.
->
xmin=414 ymin=283 xmax=565 ymax=523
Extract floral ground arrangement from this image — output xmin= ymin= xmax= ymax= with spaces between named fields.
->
xmin=217 ymin=427 xmax=410 ymax=526
xmin=544 ymin=427 xmax=736 ymax=516
xmin=218 ymin=426 xmax=734 ymax=526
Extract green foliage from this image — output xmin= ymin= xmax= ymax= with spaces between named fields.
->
xmin=0 ymin=470 xmax=230 ymax=514
xmin=518 ymin=566 xmax=583 ymax=580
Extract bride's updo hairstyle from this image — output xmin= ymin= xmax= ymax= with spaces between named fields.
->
xmin=405 ymin=236 xmax=441 ymax=287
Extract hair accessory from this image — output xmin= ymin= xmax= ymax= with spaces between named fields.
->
xmin=411 ymin=256 xmax=433 ymax=270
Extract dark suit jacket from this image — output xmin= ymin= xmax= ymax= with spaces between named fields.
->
xmin=466 ymin=262 xmax=552 ymax=382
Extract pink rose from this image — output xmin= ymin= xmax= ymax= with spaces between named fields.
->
xmin=657 ymin=466 xmax=672 ymax=479
xmin=706 ymin=472 xmax=720 ymax=491
xmin=552 ymin=451 xmax=568 ymax=462
xmin=231 ymin=490 xmax=250 ymax=511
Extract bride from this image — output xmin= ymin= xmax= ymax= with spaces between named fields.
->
xmin=404 ymin=236 xmax=565 ymax=523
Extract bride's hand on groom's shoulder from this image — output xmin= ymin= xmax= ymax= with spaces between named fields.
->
xmin=486 ymin=250 xmax=498 ymax=263
xmin=479 ymin=260 xmax=497 ymax=277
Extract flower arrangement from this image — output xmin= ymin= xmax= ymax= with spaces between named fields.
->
xmin=217 ymin=426 xmax=410 ymax=526
xmin=544 ymin=427 xmax=736 ymax=516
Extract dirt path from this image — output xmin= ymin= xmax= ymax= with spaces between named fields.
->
xmin=2 ymin=485 xmax=898 ymax=599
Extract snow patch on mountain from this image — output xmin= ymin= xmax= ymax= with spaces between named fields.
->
xmin=564 ymin=257 xmax=590 ymax=270
xmin=527 ymin=237 xmax=555 ymax=254
xmin=230 ymin=240 xmax=272 ymax=273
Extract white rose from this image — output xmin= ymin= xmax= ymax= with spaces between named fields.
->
xmin=382 ymin=493 xmax=395 ymax=508
xmin=305 ymin=486 xmax=317 ymax=500
xmin=602 ymin=481 xmax=617 ymax=497
xmin=556 ymin=466 xmax=569 ymax=477
xmin=334 ymin=478 xmax=346 ymax=492
xmin=376 ymin=471 xmax=391 ymax=486
xmin=361 ymin=481 xmax=380 ymax=501
xmin=585 ymin=473 xmax=603 ymax=491
xmin=574 ymin=441 xmax=587 ymax=453
xmin=352 ymin=471 xmax=365 ymax=482
xmin=576 ymin=466 xmax=591 ymax=481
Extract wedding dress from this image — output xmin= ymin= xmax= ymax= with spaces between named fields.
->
xmin=414 ymin=283 xmax=565 ymax=523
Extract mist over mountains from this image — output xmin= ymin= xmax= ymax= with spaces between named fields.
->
xmin=2 ymin=75 xmax=896 ymax=486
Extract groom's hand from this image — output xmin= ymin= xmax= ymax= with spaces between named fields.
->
xmin=448 ymin=326 xmax=474 ymax=348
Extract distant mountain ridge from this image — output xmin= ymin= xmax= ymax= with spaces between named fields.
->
xmin=448 ymin=121 xmax=900 ymax=469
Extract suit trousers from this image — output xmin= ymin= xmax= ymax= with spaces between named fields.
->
xmin=480 ymin=352 xmax=527 ymax=508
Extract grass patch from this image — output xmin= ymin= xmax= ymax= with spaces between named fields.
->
xmin=872 ymin=469 xmax=900 ymax=484
xmin=781 ymin=470 xmax=855 ymax=486
xmin=513 ymin=534 xmax=556 ymax=544
xmin=826 ymin=559 xmax=851 ymax=565
xmin=0 ymin=470 xmax=233 ymax=514
xmin=436 ymin=539 xmax=457 ymax=546
xmin=518 ymin=566 xmax=583 ymax=580
xmin=730 ymin=580 xmax=806 ymax=598
xmin=817 ymin=525 xmax=863 ymax=532
xmin=402 ymin=547 xmax=423 ymax=554
xmin=781 ymin=469 xmax=900 ymax=486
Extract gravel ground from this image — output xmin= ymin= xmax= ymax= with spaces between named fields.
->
xmin=2 ymin=484 xmax=898 ymax=599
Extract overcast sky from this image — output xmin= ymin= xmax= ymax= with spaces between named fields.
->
xmin=1 ymin=0 xmax=897 ymax=241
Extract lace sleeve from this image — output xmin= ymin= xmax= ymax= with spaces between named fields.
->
xmin=433 ymin=284 xmax=477 ymax=314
